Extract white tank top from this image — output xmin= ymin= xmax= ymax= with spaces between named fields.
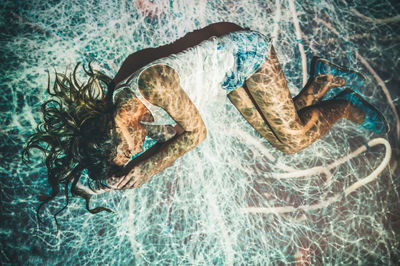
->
xmin=114 ymin=30 xmax=270 ymax=126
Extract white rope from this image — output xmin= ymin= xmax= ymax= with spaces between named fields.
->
xmin=240 ymin=138 xmax=391 ymax=214
xmin=350 ymin=8 xmax=400 ymax=24
xmin=289 ymin=0 xmax=308 ymax=88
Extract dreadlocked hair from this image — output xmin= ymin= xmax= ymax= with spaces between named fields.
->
xmin=22 ymin=62 xmax=120 ymax=229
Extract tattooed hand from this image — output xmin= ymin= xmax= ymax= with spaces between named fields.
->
xmin=106 ymin=164 xmax=149 ymax=190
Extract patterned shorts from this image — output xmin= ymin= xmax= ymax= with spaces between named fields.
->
xmin=219 ymin=30 xmax=271 ymax=91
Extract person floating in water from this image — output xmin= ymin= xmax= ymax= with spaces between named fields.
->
xmin=23 ymin=22 xmax=388 ymax=218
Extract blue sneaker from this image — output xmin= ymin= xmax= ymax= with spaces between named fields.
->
xmin=310 ymin=57 xmax=366 ymax=98
xmin=334 ymin=88 xmax=388 ymax=134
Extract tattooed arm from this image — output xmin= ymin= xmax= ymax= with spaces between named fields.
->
xmin=110 ymin=64 xmax=207 ymax=189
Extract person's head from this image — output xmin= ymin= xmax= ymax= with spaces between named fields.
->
xmin=22 ymin=63 xmax=122 ymax=225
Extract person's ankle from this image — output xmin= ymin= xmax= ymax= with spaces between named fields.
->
xmin=314 ymin=74 xmax=345 ymax=88
xmin=312 ymin=74 xmax=346 ymax=99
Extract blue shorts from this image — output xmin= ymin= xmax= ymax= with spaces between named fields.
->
xmin=219 ymin=31 xmax=271 ymax=91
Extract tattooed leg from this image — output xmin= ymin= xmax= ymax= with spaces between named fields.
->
xmin=228 ymin=85 xmax=280 ymax=142
xmin=228 ymin=73 xmax=345 ymax=121
xmin=228 ymin=74 xmax=345 ymax=143
xmin=228 ymin=47 xmax=346 ymax=147
xmin=231 ymin=46 xmax=364 ymax=153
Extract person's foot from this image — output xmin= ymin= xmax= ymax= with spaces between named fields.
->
xmin=294 ymin=74 xmax=346 ymax=110
xmin=334 ymin=88 xmax=389 ymax=134
xmin=310 ymin=57 xmax=365 ymax=97
xmin=312 ymin=74 xmax=346 ymax=98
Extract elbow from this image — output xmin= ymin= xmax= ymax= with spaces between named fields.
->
xmin=198 ymin=125 xmax=207 ymax=143
xmin=191 ymin=125 xmax=207 ymax=147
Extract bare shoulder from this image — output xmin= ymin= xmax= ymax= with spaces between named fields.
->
xmin=138 ymin=64 xmax=181 ymax=100
xmin=138 ymin=64 xmax=190 ymax=109
xmin=138 ymin=64 xmax=206 ymax=135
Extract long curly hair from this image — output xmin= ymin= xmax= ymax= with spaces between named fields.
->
xmin=22 ymin=63 xmax=121 ymax=227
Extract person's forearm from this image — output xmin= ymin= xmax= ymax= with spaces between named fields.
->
xmin=135 ymin=132 xmax=201 ymax=182
xmin=111 ymin=127 xmax=206 ymax=189
xmin=116 ymin=124 xmax=184 ymax=172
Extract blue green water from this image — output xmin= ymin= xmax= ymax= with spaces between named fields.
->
xmin=1 ymin=0 xmax=400 ymax=264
